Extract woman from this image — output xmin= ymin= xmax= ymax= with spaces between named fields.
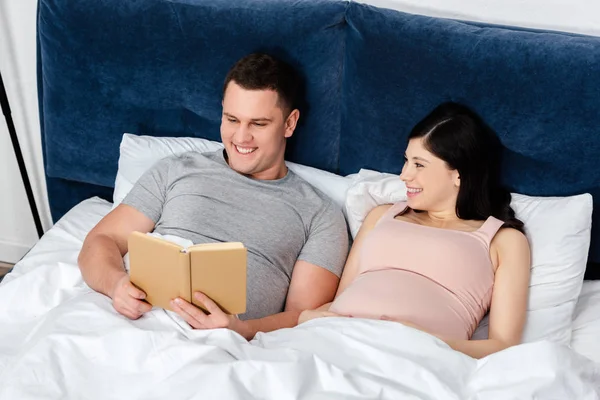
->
xmin=299 ymin=102 xmax=531 ymax=359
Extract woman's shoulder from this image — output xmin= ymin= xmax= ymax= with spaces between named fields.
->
xmin=365 ymin=201 xmax=407 ymax=222
xmin=490 ymin=226 xmax=531 ymax=271
xmin=492 ymin=226 xmax=529 ymax=247
xmin=360 ymin=202 xmax=408 ymax=230
xmin=359 ymin=203 xmax=394 ymax=231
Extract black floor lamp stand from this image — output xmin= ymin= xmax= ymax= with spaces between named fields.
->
xmin=0 ymin=70 xmax=44 ymax=239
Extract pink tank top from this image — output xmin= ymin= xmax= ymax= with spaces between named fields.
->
xmin=330 ymin=201 xmax=505 ymax=340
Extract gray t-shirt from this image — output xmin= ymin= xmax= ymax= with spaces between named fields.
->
xmin=123 ymin=150 xmax=349 ymax=320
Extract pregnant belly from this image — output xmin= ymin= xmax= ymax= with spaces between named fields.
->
xmin=330 ymin=269 xmax=471 ymax=340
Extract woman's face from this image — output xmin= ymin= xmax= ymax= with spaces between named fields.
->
xmin=399 ymin=138 xmax=460 ymax=213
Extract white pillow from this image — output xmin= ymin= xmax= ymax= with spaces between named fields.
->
xmin=344 ymin=169 xmax=592 ymax=345
xmin=113 ymin=133 xmax=353 ymax=211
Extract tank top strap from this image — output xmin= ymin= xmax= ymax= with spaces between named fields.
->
xmin=378 ymin=201 xmax=410 ymax=223
xmin=474 ymin=216 xmax=505 ymax=245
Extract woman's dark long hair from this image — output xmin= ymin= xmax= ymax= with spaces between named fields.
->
xmin=408 ymin=102 xmax=524 ymax=233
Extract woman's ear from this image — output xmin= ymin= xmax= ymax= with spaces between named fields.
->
xmin=453 ymin=172 xmax=461 ymax=188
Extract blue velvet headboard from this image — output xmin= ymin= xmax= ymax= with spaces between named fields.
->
xmin=37 ymin=0 xmax=600 ymax=278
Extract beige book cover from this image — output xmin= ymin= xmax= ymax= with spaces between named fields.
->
xmin=128 ymin=232 xmax=247 ymax=315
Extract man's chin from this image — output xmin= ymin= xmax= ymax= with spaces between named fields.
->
xmin=228 ymin=160 xmax=256 ymax=176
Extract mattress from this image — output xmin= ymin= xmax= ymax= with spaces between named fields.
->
xmin=0 ymin=197 xmax=598 ymax=399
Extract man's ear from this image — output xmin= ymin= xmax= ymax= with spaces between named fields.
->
xmin=284 ymin=109 xmax=300 ymax=138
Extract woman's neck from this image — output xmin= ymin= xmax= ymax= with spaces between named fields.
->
xmin=425 ymin=209 xmax=461 ymax=225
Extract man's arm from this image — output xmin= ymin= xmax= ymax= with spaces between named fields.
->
xmin=78 ymin=204 xmax=156 ymax=319
xmin=170 ymin=260 xmax=339 ymax=340
xmin=245 ymin=259 xmax=340 ymax=336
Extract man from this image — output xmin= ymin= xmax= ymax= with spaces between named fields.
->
xmin=78 ymin=53 xmax=349 ymax=340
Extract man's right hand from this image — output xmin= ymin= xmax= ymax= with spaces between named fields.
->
xmin=77 ymin=204 xmax=156 ymax=319
xmin=109 ymin=274 xmax=153 ymax=319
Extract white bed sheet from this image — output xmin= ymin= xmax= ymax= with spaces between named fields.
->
xmin=572 ymin=281 xmax=600 ymax=363
xmin=1 ymin=197 xmax=599 ymax=399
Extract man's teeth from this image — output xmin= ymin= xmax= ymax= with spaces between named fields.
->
xmin=407 ymin=188 xmax=423 ymax=193
xmin=236 ymin=145 xmax=256 ymax=154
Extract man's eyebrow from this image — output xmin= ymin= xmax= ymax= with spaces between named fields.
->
xmin=223 ymin=112 xmax=272 ymax=122
xmin=251 ymin=117 xmax=272 ymax=122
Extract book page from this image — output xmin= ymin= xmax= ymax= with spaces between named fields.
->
xmin=128 ymin=231 xmax=192 ymax=310
xmin=187 ymin=242 xmax=245 ymax=252
xmin=189 ymin=246 xmax=247 ymax=315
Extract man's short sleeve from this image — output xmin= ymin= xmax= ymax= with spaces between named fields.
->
xmin=298 ymin=200 xmax=350 ymax=277
xmin=121 ymin=157 xmax=175 ymax=223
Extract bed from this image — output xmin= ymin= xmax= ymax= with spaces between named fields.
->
xmin=0 ymin=196 xmax=598 ymax=399
xmin=1 ymin=0 xmax=600 ymax=398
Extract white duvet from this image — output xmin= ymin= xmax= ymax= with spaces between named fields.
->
xmin=1 ymin=198 xmax=599 ymax=400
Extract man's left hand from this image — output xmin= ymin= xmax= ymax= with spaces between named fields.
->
xmin=170 ymin=292 xmax=249 ymax=339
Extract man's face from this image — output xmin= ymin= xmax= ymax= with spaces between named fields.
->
xmin=220 ymin=81 xmax=299 ymax=180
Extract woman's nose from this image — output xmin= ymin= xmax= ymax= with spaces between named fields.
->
xmin=399 ymin=167 xmax=411 ymax=182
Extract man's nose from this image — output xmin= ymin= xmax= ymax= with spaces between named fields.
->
xmin=235 ymin=123 xmax=253 ymax=143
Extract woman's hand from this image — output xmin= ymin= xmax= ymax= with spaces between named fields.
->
xmin=298 ymin=309 xmax=342 ymax=324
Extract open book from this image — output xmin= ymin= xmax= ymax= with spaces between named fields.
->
xmin=128 ymin=232 xmax=247 ymax=315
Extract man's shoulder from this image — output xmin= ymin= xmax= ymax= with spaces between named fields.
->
xmin=284 ymin=172 xmax=344 ymax=217
xmin=163 ymin=149 xmax=225 ymax=169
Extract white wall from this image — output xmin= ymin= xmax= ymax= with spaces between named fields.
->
xmin=358 ymin=0 xmax=600 ymax=37
xmin=0 ymin=0 xmax=598 ymax=264
xmin=0 ymin=0 xmax=52 ymax=263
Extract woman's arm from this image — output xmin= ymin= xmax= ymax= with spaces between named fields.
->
xmin=297 ymin=204 xmax=393 ymax=324
xmin=334 ymin=204 xmax=393 ymax=298
xmin=439 ymin=227 xmax=531 ymax=359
